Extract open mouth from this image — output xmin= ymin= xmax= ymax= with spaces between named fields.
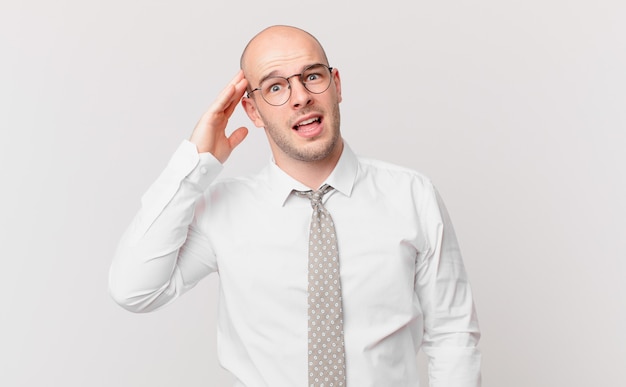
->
xmin=293 ymin=117 xmax=321 ymax=130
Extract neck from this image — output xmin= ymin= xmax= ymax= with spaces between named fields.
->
xmin=274 ymin=140 xmax=344 ymax=190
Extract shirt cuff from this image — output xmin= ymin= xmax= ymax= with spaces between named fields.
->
xmin=136 ymin=140 xmax=223 ymax=236
xmin=184 ymin=142 xmax=224 ymax=189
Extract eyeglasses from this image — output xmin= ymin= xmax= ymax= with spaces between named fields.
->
xmin=247 ymin=63 xmax=334 ymax=106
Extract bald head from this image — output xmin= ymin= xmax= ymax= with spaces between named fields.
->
xmin=240 ymin=25 xmax=329 ymax=74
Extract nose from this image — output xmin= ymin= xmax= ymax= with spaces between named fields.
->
xmin=289 ymin=78 xmax=312 ymax=108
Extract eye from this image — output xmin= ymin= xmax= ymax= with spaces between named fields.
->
xmin=268 ymin=84 xmax=283 ymax=93
xmin=262 ymin=76 xmax=290 ymax=94
xmin=264 ymin=80 xmax=286 ymax=94
xmin=306 ymin=73 xmax=321 ymax=82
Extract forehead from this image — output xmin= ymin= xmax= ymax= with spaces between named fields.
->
xmin=243 ymin=31 xmax=327 ymax=83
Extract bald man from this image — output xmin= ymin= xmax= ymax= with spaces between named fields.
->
xmin=110 ymin=25 xmax=481 ymax=387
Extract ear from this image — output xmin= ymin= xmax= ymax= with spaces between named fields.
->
xmin=241 ymin=97 xmax=266 ymax=128
xmin=332 ymin=68 xmax=342 ymax=103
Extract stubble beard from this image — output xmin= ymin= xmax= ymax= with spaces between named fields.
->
xmin=264 ymin=103 xmax=341 ymax=163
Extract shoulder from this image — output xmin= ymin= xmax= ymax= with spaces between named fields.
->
xmin=356 ymin=155 xmax=435 ymax=190
xmin=209 ymin=173 xmax=265 ymax=196
xmin=352 ymin=155 xmax=447 ymax=228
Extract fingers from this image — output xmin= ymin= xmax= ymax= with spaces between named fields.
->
xmin=195 ymin=71 xmax=247 ymax=132
xmin=213 ymin=71 xmax=248 ymax=116
xmin=226 ymin=73 xmax=248 ymax=116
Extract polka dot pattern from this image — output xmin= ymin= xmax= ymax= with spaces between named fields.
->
xmin=295 ymin=185 xmax=346 ymax=387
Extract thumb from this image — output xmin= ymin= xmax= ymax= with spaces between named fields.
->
xmin=228 ymin=126 xmax=249 ymax=150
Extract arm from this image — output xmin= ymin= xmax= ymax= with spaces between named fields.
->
xmin=415 ymin=184 xmax=482 ymax=387
xmin=108 ymin=71 xmax=249 ymax=312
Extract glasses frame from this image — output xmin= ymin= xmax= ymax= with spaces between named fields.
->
xmin=246 ymin=63 xmax=334 ymax=106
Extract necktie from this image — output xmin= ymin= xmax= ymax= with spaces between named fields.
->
xmin=295 ymin=184 xmax=346 ymax=387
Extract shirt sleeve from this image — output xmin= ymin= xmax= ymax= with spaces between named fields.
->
xmin=415 ymin=183 xmax=482 ymax=387
xmin=108 ymin=140 xmax=223 ymax=313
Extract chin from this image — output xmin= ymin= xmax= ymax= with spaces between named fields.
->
xmin=296 ymin=134 xmax=341 ymax=162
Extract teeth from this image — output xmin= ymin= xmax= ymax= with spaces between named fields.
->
xmin=297 ymin=117 xmax=319 ymax=127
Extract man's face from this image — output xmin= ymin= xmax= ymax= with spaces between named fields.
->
xmin=241 ymin=30 xmax=343 ymax=165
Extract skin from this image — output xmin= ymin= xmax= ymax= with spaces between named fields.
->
xmin=189 ymin=26 xmax=343 ymax=189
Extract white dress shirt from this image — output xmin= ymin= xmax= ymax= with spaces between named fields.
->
xmin=109 ymin=140 xmax=481 ymax=387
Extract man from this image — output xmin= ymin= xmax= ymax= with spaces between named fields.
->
xmin=109 ymin=25 xmax=481 ymax=387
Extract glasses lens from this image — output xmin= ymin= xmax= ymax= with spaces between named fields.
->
xmin=302 ymin=64 xmax=332 ymax=94
xmin=261 ymin=78 xmax=290 ymax=106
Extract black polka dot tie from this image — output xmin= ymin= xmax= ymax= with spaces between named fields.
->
xmin=295 ymin=184 xmax=346 ymax=387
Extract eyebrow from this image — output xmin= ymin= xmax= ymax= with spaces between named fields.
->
xmin=257 ymin=63 xmax=321 ymax=85
xmin=258 ymin=69 xmax=282 ymax=86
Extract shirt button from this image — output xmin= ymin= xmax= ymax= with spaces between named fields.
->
xmin=199 ymin=166 xmax=208 ymax=175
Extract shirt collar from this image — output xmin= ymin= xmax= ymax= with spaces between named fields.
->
xmin=263 ymin=141 xmax=358 ymax=207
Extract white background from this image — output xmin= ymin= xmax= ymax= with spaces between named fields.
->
xmin=1 ymin=1 xmax=624 ymax=386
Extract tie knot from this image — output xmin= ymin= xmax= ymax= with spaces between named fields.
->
xmin=295 ymin=184 xmax=334 ymax=208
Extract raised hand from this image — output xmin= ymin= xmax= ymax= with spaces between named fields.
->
xmin=189 ymin=70 xmax=249 ymax=163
